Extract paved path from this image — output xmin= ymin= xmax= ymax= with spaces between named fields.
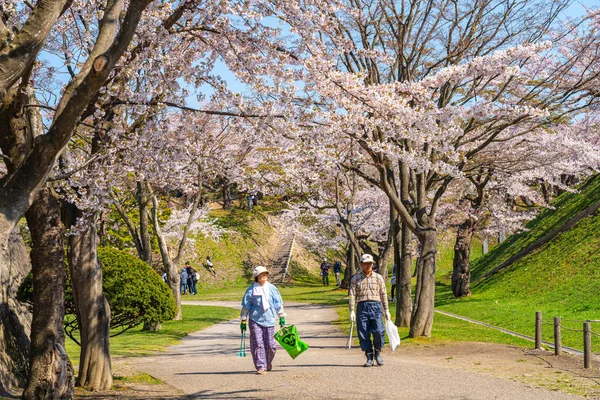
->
xmin=133 ymin=301 xmax=583 ymax=399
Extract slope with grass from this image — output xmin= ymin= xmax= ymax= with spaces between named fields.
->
xmin=435 ymin=175 xmax=600 ymax=352
xmin=191 ymin=199 xmax=321 ymax=288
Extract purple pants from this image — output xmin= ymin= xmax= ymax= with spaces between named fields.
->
xmin=249 ymin=320 xmax=276 ymax=371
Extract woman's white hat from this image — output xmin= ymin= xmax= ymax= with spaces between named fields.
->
xmin=252 ymin=266 xmax=270 ymax=278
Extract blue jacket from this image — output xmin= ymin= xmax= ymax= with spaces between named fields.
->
xmin=241 ymin=283 xmax=284 ymax=327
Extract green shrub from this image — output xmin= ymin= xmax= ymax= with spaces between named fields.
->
xmin=95 ymin=247 xmax=176 ymax=334
xmin=20 ymin=247 xmax=177 ymax=343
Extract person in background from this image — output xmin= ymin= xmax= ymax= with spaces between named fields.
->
xmin=240 ymin=266 xmax=286 ymax=375
xmin=161 ymin=271 xmax=168 ymax=283
xmin=333 ymin=260 xmax=342 ymax=286
xmin=349 ymin=254 xmax=390 ymax=367
xmin=247 ymin=194 xmax=253 ymax=211
xmin=319 ymin=258 xmax=330 ymax=286
xmin=180 ymin=267 xmax=188 ymax=295
xmin=206 ymin=256 xmax=217 ymax=277
xmin=185 ymin=261 xmax=198 ymax=295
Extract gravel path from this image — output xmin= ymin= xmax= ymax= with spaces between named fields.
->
xmin=132 ymin=301 xmax=583 ymax=399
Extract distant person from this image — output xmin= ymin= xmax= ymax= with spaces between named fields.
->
xmin=185 ymin=261 xmax=198 ymax=295
xmin=252 ymin=193 xmax=258 ymax=207
xmin=206 ymin=256 xmax=217 ymax=277
xmin=349 ymin=254 xmax=390 ymax=367
xmin=333 ymin=260 xmax=342 ymax=286
xmin=180 ymin=267 xmax=188 ymax=295
xmin=240 ymin=266 xmax=286 ymax=374
xmin=320 ymin=258 xmax=330 ymax=286
xmin=161 ymin=271 xmax=168 ymax=283
xmin=247 ymin=194 xmax=253 ymax=211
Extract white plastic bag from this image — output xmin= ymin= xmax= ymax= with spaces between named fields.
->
xmin=385 ymin=318 xmax=400 ymax=351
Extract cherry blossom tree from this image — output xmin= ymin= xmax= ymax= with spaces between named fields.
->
xmin=236 ymin=0 xmax=600 ymax=337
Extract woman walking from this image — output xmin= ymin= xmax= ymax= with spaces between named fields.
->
xmin=240 ymin=266 xmax=286 ymax=374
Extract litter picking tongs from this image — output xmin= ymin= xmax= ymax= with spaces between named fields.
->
xmin=346 ymin=319 xmax=354 ymax=349
xmin=238 ymin=331 xmax=247 ymax=357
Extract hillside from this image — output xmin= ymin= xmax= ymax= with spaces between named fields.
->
xmin=435 ymin=175 xmax=600 ymax=351
xmin=192 ymin=200 xmax=320 ymax=288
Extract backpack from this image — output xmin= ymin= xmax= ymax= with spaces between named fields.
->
xmin=189 ymin=268 xmax=197 ymax=281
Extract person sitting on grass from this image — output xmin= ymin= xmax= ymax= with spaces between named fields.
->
xmin=205 ymin=256 xmax=217 ymax=277
xmin=240 ymin=266 xmax=286 ymax=375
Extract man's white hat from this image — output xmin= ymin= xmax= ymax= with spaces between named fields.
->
xmin=252 ymin=266 xmax=270 ymax=279
xmin=360 ymin=254 xmax=374 ymax=264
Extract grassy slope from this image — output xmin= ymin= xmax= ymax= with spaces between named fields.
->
xmin=435 ymin=175 xmax=600 ymax=352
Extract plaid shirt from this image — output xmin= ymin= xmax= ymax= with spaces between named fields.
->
xmin=348 ymin=271 xmax=389 ymax=315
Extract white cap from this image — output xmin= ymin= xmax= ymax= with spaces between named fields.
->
xmin=252 ymin=266 xmax=270 ymax=279
xmin=360 ymin=254 xmax=374 ymax=264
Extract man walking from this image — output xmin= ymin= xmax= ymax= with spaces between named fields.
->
xmin=349 ymin=254 xmax=390 ymax=367
xmin=333 ymin=260 xmax=342 ymax=286
xmin=319 ymin=258 xmax=330 ymax=286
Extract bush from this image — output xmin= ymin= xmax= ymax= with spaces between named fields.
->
xmin=20 ymin=247 xmax=177 ymax=342
xmin=95 ymin=247 xmax=176 ymax=335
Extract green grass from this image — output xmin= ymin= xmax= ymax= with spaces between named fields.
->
xmin=113 ymin=373 xmax=162 ymax=385
xmin=65 ymin=305 xmax=239 ymax=366
xmin=434 ymin=175 xmax=600 ymax=352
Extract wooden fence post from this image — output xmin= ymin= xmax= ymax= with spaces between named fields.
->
xmin=584 ymin=321 xmax=591 ymax=369
xmin=554 ymin=317 xmax=561 ymax=356
xmin=535 ymin=311 xmax=542 ymax=349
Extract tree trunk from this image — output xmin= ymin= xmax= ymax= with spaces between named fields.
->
xmin=142 ymin=321 xmax=161 ymax=331
xmin=341 ymin=245 xmax=357 ymax=289
xmin=222 ymin=178 xmax=232 ymax=210
xmin=23 ymin=188 xmax=74 ymax=399
xmin=397 ymin=221 xmax=412 ymax=327
xmin=64 ymin=207 xmax=112 ymax=391
xmin=150 ymin=193 xmax=182 ymax=320
xmin=410 ymin=227 xmax=437 ymax=337
xmin=0 ymin=231 xmax=32 ymax=394
xmin=136 ymin=181 xmax=152 ymax=265
xmin=451 ymin=219 xmax=475 ymax=298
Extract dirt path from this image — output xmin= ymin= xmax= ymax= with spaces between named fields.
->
xmin=119 ymin=301 xmax=596 ymax=399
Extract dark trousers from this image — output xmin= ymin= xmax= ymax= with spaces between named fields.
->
xmin=322 ymin=274 xmax=329 ymax=286
xmin=357 ymin=301 xmax=384 ymax=352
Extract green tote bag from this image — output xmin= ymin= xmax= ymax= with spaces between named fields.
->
xmin=274 ymin=325 xmax=309 ymax=359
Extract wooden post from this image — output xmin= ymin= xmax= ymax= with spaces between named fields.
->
xmin=583 ymin=321 xmax=591 ymax=369
xmin=554 ymin=317 xmax=561 ymax=356
xmin=535 ymin=312 xmax=542 ymax=349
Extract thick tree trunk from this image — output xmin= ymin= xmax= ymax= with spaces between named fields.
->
xmin=410 ymin=227 xmax=437 ymax=337
xmin=64 ymin=207 xmax=112 ymax=391
xmin=0 ymin=232 xmax=32 ymax=394
xmin=451 ymin=219 xmax=475 ymax=298
xmin=23 ymin=188 xmax=74 ymax=399
xmin=397 ymin=221 xmax=412 ymax=327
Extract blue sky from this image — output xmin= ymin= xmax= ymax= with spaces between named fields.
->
xmin=198 ymin=1 xmax=595 ymax=107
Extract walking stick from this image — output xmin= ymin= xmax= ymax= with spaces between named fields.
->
xmin=346 ymin=320 xmax=354 ymax=349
